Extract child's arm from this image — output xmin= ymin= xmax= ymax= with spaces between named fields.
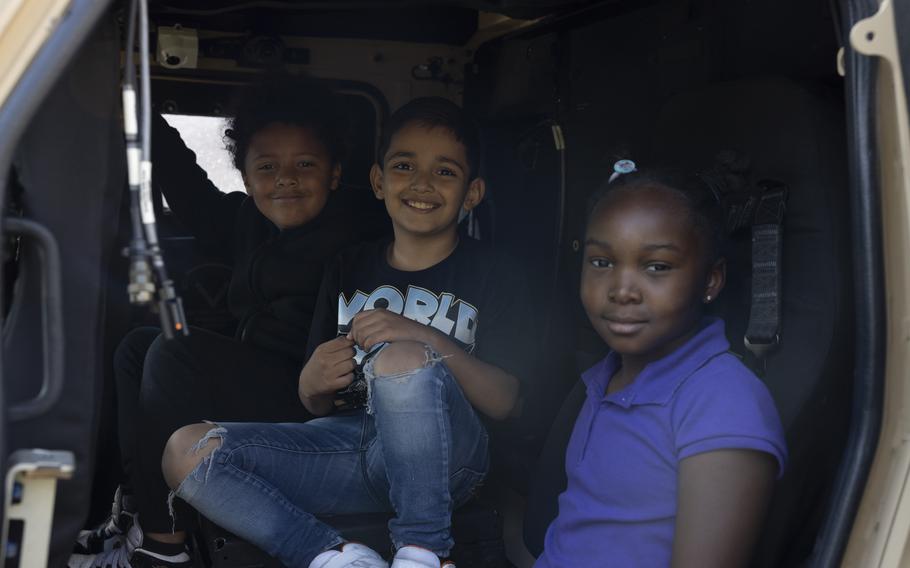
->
xmin=671 ymin=449 xmax=777 ymax=568
xmin=298 ymin=255 xmax=352 ymax=416
xmin=298 ymin=336 xmax=357 ymax=416
xmin=152 ymin=113 xmax=243 ymax=251
xmin=349 ymin=309 xmax=520 ymax=420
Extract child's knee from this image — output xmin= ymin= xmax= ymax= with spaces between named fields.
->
xmin=162 ymin=423 xmax=223 ymax=489
xmin=371 ymin=341 xmax=434 ymax=377
xmin=367 ymin=342 xmax=450 ymax=414
xmin=146 ymin=333 xmax=176 ymax=363
xmin=143 ymin=332 xmax=195 ymax=376
xmin=113 ymin=328 xmax=157 ymax=373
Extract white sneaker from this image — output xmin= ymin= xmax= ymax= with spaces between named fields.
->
xmin=390 ymin=546 xmax=455 ymax=568
xmin=309 ymin=542 xmax=389 ymax=568
xmin=68 ymin=521 xmax=142 ymax=568
xmin=74 ymin=487 xmax=136 ymax=554
xmin=68 ymin=547 xmax=130 ymax=568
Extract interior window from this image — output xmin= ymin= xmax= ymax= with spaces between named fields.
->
xmin=161 ymin=114 xmax=245 ymax=195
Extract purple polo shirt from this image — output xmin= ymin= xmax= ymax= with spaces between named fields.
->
xmin=535 ymin=318 xmax=786 ymax=568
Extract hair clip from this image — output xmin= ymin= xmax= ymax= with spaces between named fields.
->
xmin=609 ymin=159 xmax=637 ymax=183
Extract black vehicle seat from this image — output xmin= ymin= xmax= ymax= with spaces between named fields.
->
xmin=523 ymin=77 xmax=854 ymax=568
xmin=479 ymin=120 xmax=577 ymax=495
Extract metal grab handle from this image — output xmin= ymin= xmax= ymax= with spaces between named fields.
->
xmin=4 ymin=218 xmax=64 ymax=422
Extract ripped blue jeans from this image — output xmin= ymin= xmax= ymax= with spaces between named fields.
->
xmin=171 ymin=345 xmax=489 ymax=567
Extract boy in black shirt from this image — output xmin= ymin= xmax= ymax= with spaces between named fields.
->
xmin=162 ymin=98 xmax=524 ymax=568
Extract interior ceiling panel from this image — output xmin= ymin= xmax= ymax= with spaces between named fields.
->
xmin=149 ymin=1 xmax=596 ymax=43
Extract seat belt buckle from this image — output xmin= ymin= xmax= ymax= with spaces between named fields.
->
xmin=744 ymin=333 xmax=780 ymax=359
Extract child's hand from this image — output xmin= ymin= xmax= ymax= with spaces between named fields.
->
xmin=349 ymin=309 xmax=433 ymax=351
xmin=298 ymin=336 xmax=356 ymax=399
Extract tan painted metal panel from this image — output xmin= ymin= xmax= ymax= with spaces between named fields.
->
xmin=0 ymin=0 xmax=72 ymax=112
xmin=842 ymin=1 xmax=910 ymax=565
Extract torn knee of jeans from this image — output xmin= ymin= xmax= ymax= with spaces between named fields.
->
xmin=366 ymin=341 xmax=444 ymax=378
xmin=187 ymin=424 xmax=226 ymax=484
xmin=166 ymin=490 xmax=179 ymax=534
xmin=188 ymin=424 xmax=225 ymax=455
xmin=364 ymin=343 xmax=448 ymax=416
xmin=167 ymin=424 xmax=226 ymax=533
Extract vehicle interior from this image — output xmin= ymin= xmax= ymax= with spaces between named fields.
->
xmin=0 ymin=0 xmax=893 ymax=566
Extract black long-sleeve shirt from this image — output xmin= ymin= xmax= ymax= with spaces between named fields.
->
xmin=152 ymin=114 xmax=361 ymax=363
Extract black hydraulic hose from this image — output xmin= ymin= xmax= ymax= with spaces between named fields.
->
xmin=137 ymin=0 xmax=186 ymax=337
xmin=809 ymin=0 xmax=886 ymax=566
xmin=123 ymin=0 xmax=143 ymax=249
xmin=122 ymin=0 xmax=153 ymax=312
xmin=124 ymin=0 xmax=136 ymax=91
xmin=138 ymin=0 xmax=151 ymax=166
xmin=122 ymin=0 xmax=188 ymax=337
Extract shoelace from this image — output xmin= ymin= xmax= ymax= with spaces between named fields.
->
xmin=92 ymin=516 xmax=122 ymax=539
xmin=72 ymin=545 xmax=130 ymax=568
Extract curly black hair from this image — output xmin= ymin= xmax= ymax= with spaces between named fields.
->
xmin=224 ymin=74 xmax=348 ymax=172
xmin=586 ymin=162 xmax=737 ymax=266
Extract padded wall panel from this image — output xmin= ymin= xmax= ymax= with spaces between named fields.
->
xmin=6 ymin=17 xmax=124 ymax=568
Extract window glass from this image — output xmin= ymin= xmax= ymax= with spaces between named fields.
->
xmin=162 ymin=114 xmax=245 ymax=194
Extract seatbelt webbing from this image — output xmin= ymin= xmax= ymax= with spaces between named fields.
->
xmin=745 ymin=224 xmax=782 ymax=353
xmin=743 ymin=183 xmax=787 ymax=359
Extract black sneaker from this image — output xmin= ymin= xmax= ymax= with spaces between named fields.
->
xmin=74 ymin=486 xmax=135 ymax=554
xmin=68 ymin=522 xmax=193 ymax=568
xmin=126 ymin=548 xmax=193 ymax=568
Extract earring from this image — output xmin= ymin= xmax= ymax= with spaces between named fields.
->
xmin=704 ymin=295 xmax=712 ymax=303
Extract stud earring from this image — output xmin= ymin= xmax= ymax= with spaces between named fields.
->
xmin=704 ymin=295 xmax=712 ymax=303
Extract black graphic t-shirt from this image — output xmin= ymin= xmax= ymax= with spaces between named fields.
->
xmin=306 ymin=238 xmax=527 ymax=383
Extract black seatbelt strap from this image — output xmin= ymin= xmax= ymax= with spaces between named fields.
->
xmin=743 ymin=181 xmax=787 ymax=360
xmin=701 ymin=154 xmax=788 ymax=368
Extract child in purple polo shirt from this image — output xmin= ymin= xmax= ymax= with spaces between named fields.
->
xmin=536 ymin=162 xmax=787 ymax=568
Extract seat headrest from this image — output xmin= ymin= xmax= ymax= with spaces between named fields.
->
xmin=650 ymin=77 xmax=850 ymax=429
